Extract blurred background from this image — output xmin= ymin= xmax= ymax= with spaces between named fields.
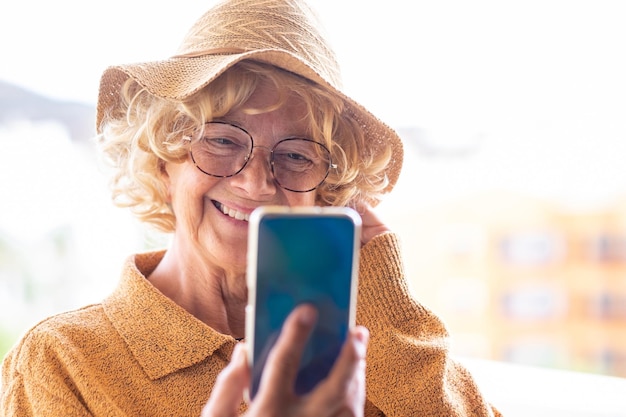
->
xmin=1 ymin=0 xmax=626 ymax=389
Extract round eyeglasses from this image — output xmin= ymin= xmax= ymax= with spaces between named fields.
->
xmin=184 ymin=122 xmax=336 ymax=193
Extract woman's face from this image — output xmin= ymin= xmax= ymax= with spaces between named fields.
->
xmin=164 ymin=81 xmax=318 ymax=269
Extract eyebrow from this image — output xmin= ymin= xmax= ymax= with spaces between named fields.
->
xmin=207 ymin=119 xmax=315 ymax=143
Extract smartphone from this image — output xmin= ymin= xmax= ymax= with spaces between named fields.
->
xmin=245 ymin=206 xmax=361 ymax=399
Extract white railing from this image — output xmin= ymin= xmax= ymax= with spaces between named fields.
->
xmin=460 ymin=357 xmax=626 ymax=417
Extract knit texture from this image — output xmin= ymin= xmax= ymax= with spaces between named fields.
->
xmin=1 ymin=233 xmax=502 ymax=416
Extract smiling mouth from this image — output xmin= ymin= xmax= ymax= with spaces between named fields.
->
xmin=213 ymin=201 xmax=251 ymax=222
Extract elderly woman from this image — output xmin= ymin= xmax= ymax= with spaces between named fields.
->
xmin=1 ymin=0 xmax=502 ymax=416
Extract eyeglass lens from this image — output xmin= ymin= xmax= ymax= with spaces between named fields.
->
xmin=189 ymin=122 xmax=332 ymax=192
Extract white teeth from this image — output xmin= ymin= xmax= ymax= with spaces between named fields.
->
xmin=218 ymin=202 xmax=250 ymax=222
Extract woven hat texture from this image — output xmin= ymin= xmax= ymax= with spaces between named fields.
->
xmin=96 ymin=0 xmax=403 ymax=195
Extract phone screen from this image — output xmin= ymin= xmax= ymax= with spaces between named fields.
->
xmin=247 ymin=207 xmax=360 ymax=399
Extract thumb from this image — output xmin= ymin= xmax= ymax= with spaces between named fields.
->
xmin=201 ymin=343 xmax=248 ymax=417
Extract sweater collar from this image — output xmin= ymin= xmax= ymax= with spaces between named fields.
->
xmin=103 ymin=251 xmax=236 ymax=380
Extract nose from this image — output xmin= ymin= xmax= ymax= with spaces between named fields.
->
xmin=229 ymin=146 xmax=277 ymax=196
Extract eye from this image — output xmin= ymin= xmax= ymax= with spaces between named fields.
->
xmin=195 ymin=135 xmax=249 ymax=158
xmin=201 ymin=136 xmax=237 ymax=146
xmin=201 ymin=135 xmax=249 ymax=150
xmin=274 ymin=150 xmax=314 ymax=164
xmin=198 ymin=122 xmax=251 ymax=150
xmin=285 ymin=152 xmax=311 ymax=162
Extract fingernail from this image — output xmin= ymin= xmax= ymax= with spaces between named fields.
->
xmin=231 ymin=342 xmax=246 ymax=364
xmin=297 ymin=304 xmax=318 ymax=326
xmin=353 ymin=327 xmax=369 ymax=355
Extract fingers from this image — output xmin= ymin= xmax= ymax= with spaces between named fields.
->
xmin=201 ymin=343 xmax=248 ymax=417
xmin=255 ymin=304 xmax=318 ymax=401
xmin=297 ymin=326 xmax=368 ymax=417
xmin=333 ymin=326 xmax=369 ymax=387
xmin=241 ymin=312 xmax=369 ymax=417
xmin=353 ymin=202 xmax=390 ymax=246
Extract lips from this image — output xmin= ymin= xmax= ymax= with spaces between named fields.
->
xmin=213 ymin=200 xmax=251 ymax=222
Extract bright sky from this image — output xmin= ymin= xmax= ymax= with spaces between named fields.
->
xmin=1 ymin=0 xmax=624 ymax=130
xmin=2 ymin=0 xmax=626 ymax=212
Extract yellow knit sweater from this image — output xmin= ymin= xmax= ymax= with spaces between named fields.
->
xmin=1 ymin=233 xmax=502 ymax=416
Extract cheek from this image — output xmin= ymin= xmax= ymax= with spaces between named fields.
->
xmin=170 ymin=185 xmax=216 ymax=237
xmin=168 ymin=167 xmax=219 ymax=212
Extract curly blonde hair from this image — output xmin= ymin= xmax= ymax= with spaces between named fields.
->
xmin=98 ymin=61 xmax=392 ymax=233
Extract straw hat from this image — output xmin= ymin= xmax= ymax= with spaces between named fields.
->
xmin=96 ymin=0 xmax=403 ymax=195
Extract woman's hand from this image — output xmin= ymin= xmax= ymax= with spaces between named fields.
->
xmin=354 ymin=203 xmax=391 ymax=246
xmin=201 ymin=304 xmax=369 ymax=417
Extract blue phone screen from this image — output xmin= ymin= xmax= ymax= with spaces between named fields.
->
xmin=250 ymin=214 xmax=356 ymax=398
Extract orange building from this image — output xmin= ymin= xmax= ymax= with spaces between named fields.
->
xmin=384 ymin=192 xmax=626 ymax=378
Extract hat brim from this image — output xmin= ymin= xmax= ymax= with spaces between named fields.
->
xmin=97 ymin=49 xmax=403 ymax=199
